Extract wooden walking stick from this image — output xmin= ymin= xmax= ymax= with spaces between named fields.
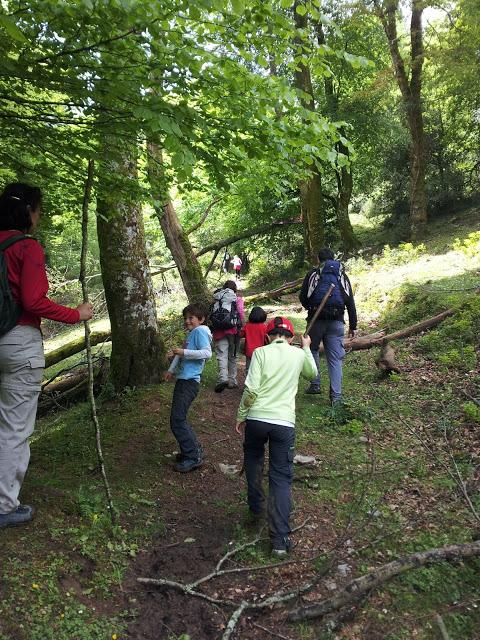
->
xmin=303 ymin=283 xmax=335 ymax=337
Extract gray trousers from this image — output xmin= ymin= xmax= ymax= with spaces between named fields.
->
xmin=0 ymin=325 xmax=44 ymax=514
xmin=214 ymin=334 xmax=238 ymax=385
xmin=309 ymin=320 xmax=346 ymax=401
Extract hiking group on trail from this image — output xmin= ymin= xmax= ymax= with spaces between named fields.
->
xmin=0 ymin=180 xmax=358 ymax=555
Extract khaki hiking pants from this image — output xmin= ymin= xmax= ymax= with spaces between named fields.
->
xmin=0 ymin=325 xmax=44 ymax=514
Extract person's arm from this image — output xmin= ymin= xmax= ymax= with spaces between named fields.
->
xmin=236 ymin=349 xmax=262 ymax=421
xmin=182 ymin=328 xmax=212 ymax=360
xmin=20 ymin=241 xmax=81 ymax=323
xmin=298 ymin=271 xmax=311 ymax=309
xmin=300 ymin=336 xmax=318 ymax=380
xmin=341 ymin=272 xmax=357 ymax=334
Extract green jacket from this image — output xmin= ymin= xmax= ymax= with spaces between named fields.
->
xmin=237 ymin=339 xmax=317 ymax=424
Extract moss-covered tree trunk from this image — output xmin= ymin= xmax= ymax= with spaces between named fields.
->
xmin=293 ymin=0 xmax=325 ymax=263
xmin=97 ymin=143 xmax=165 ymax=391
xmin=378 ymin=0 xmax=427 ymax=240
xmin=147 ymin=142 xmax=210 ymax=307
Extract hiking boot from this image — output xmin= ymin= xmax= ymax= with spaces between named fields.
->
xmin=174 ymin=457 xmax=203 ymax=473
xmin=271 ymin=536 xmax=292 ymax=557
xmin=245 ymin=508 xmax=265 ymax=530
xmin=175 ymin=445 xmax=203 ymax=463
xmin=215 ymin=381 xmax=229 ymax=393
xmin=305 ymin=384 xmax=321 ymax=395
xmin=0 ymin=505 xmax=34 ymax=528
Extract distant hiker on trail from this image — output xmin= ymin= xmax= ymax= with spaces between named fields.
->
xmin=240 ymin=306 xmax=268 ymax=372
xmin=210 ymin=280 xmax=244 ymax=393
xmin=0 ymin=183 xmax=93 ymax=529
xmin=221 ymin=250 xmax=231 ymax=274
xmin=232 ymin=254 xmax=242 ymax=280
xmin=235 ymin=317 xmax=317 ymax=556
xmin=164 ymin=303 xmax=212 ymax=473
xmin=299 ymin=247 xmax=357 ymax=404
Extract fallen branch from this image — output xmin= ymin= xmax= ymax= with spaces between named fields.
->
xmin=45 ymin=329 xmax=111 ymax=368
xmin=243 ymin=278 xmax=303 ymax=304
xmin=222 ymin=601 xmax=248 ymax=640
xmin=288 ymin=540 xmax=480 ymax=621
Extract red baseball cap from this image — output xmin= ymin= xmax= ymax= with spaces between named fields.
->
xmin=266 ymin=317 xmax=295 ymax=336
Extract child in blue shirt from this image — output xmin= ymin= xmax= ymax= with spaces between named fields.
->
xmin=164 ymin=304 xmax=212 ymax=472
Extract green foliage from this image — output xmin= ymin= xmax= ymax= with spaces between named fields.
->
xmin=462 ymin=402 xmax=480 ymax=425
xmin=452 ymin=231 xmax=480 ymax=257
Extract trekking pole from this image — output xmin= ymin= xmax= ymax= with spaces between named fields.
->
xmin=303 ymin=283 xmax=335 ymax=338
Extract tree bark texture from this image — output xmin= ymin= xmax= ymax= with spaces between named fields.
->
xmin=97 ymin=143 xmax=165 ymax=391
xmin=147 ymin=142 xmax=210 ymax=307
xmin=293 ymin=0 xmax=325 ymax=262
xmin=379 ymin=0 xmax=427 ymax=240
xmin=317 ymin=22 xmax=359 ymax=252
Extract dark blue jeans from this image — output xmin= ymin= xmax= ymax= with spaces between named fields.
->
xmin=170 ymin=379 xmax=201 ymax=460
xmin=243 ymin=419 xmax=295 ymax=545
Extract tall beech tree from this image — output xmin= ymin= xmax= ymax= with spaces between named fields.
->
xmin=97 ymin=142 xmax=165 ymax=391
xmin=292 ymin=0 xmax=326 ymax=262
xmin=374 ymin=0 xmax=427 ymax=240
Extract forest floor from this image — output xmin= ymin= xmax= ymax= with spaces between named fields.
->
xmin=1 ymin=210 xmax=480 ymax=640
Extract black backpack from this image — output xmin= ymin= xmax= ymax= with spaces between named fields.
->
xmin=209 ymin=290 xmax=241 ymax=331
xmin=0 ymin=234 xmax=26 ymax=335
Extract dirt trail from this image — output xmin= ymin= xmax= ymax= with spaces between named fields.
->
xmin=123 ymin=377 xmax=333 ymax=640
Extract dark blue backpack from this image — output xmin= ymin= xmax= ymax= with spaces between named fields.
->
xmin=306 ymin=259 xmax=346 ymax=317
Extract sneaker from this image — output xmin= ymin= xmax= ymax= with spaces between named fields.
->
xmin=174 ymin=457 xmax=203 ymax=473
xmin=215 ymin=381 xmax=229 ymax=393
xmin=0 ymin=505 xmax=34 ymax=528
xmin=271 ymin=536 xmax=292 ymax=557
xmin=227 ymin=382 xmax=238 ymax=389
xmin=305 ymin=384 xmax=321 ymax=395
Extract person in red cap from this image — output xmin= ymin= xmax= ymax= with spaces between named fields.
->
xmin=235 ymin=316 xmax=317 ymax=555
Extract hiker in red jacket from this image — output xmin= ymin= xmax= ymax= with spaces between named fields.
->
xmin=0 ymin=183 xmax=93 ymax=529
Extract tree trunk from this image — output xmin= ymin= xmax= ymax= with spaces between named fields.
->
xmin=335 ymin=145 xmax=360 ymax=252
xmin=97 ymin=143 xmax=165 ymax=392
xmin=293 ymin=0 xmax=325 ymax=262
xmin=299 ymin=173 xmax=325 ymax=262
xmin=317 ymin=21 xmax=359 ymax=252
xmin=408 ymin=101 xmax=427 ymax=240
xmin=147 ymin=142 xmax=210 ymax=307
xmin=377 ymin=0 xmax=427 ymax=240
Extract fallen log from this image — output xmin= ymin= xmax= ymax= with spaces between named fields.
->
xmin=243 ymin=278 xmax=303 ymax=304
xmin=288 ymin=540 xmax=480 ymax=622
xmin=39 ymin=360 xmax=108 ymax=415
xmin=45 ymin=329 xmax=111 ymax=368
xmin=332 ymin=308 xmax=454 ymax=353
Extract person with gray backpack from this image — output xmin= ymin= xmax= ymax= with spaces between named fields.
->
xmin=299 ymin=248 xmax=357 ymax=404
xmin=0 ymin=183 xmax=93 ymax=529
xmin=210 ymin=280 xmax=244 ymax=392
